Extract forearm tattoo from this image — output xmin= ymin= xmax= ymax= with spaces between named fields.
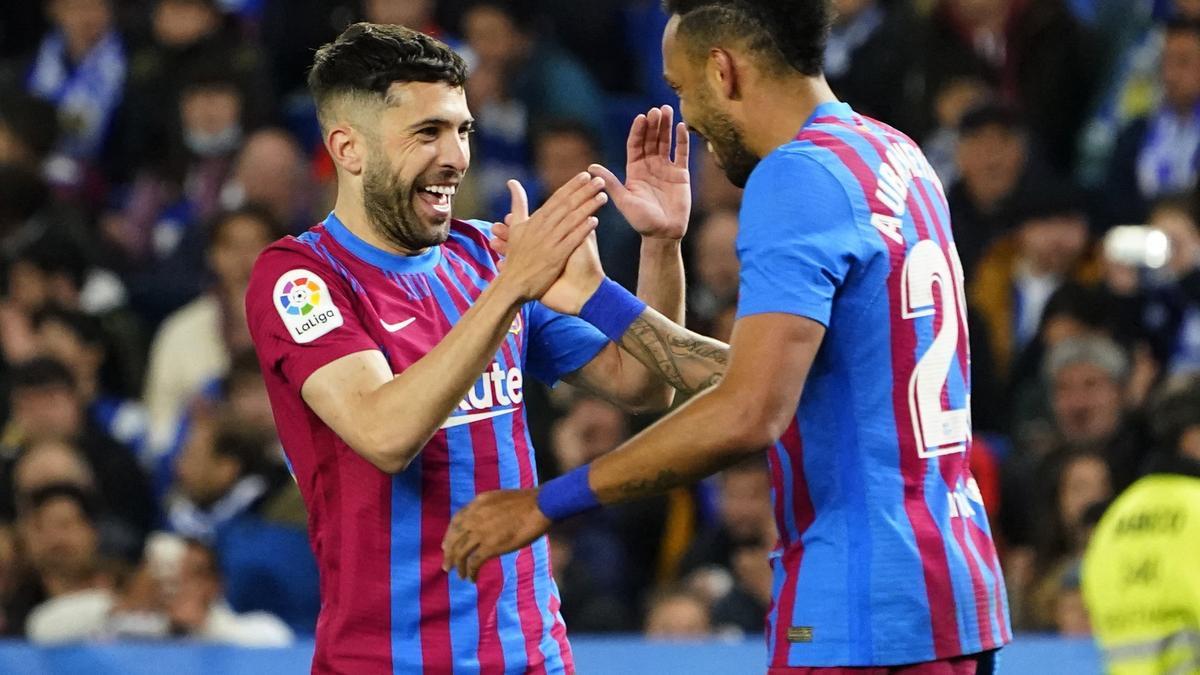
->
xmin=613 ymin=469 xmax=685 ymax=501
xmin=620 ymin=315 xmax=729 ymax=395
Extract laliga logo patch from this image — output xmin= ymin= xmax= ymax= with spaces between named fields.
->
xmin=273 ymin=269 xmax=343 ymax=343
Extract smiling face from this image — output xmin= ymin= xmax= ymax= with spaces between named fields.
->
xmin=662 ymin=16 xmax=761 ymax=189
xmin=356 ymin=81 xmax=473 ymax=251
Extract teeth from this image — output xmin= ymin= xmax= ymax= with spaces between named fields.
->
xmin=424 ymin=185 xmax=457 ymax=196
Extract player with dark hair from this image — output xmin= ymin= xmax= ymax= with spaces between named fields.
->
xmin=247 ymin=22 xmax=728 ymax=674
xmin=446 ymin=1 xmax=1011 ymax=673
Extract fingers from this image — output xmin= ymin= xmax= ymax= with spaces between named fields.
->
xmin=537 ymin=173 xmax=600 ymax=228
xmin=490 ymin=221 xmax=510 ymax=257
xmin=587 ymin=163 xmax=627 ymax=200
xmin=657 ymin=105 xmax=673 ymax=160
xmin=673 ymin=121 xmax=690 ymax=168
xmin=627 ymin=114 xmax=648 ymax=165
xmin=507 ymin=180 xmax=530 ymax=222
xmin=644 ymin=107 xmax=662 ymax=163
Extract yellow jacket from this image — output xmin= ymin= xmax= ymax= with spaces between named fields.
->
xmin=1082 ymin=473 xmax=1200 ymax=675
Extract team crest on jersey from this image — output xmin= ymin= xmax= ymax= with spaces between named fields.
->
xmin=273 ymin=269 xmax=343 ymax=344
xmin=509 ymin=312 xmax=523 ymax=335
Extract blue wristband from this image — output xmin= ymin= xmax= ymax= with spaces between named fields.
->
xmin=536 ymin=465 xmax=601 ymax=522
xmin=578 ymin=278 xmax=647 ymax=342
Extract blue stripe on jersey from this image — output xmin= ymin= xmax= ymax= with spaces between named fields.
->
xmin=766 ymin=548 xmax=786 ymax=661
xmin=424 ymin=267 xmax=485 ymax=672
xmin=391 ymin=461 xmax=424 ymax=673
xmin=446 ymin=252 xmax=542 ymax=671
xmin=794 ymin=133 xmax=936 ymax=662
xmin=449 ymin=226 xmax=497 ymax=272
xmin=958 ymin=500 xmax=1002 ymax=649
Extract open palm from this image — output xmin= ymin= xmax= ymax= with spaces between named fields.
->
xmin=589 ymin=105 xmax=691 ymax=240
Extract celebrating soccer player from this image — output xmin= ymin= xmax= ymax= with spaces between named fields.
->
xmin=444 ymin=1 xmax=1013 ymax=673
xmin=246 ymin=23 xmax=728 ymax=674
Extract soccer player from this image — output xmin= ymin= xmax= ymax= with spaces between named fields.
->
xmin=444 ymin=1 xmax=1013 ymax=673
xmin=245 ymin=23 xmax=727 ymax=674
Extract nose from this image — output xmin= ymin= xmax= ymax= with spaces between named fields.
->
xmin=439 ymin=133 xmax=470 ymax=174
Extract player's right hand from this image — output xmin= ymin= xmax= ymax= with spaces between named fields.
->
xmin=497 ymin=173 xmax=607 ymax=302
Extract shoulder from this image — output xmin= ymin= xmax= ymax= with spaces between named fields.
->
xmin=741 ymin=143 xmax=857 ymax=229
xmin=249 ymin=234 xmax=343 ymax=294
xmin=447 ymin=219 xmax=502 ymax=264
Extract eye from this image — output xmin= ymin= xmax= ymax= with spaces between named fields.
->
xmin=459 ymin=125 xmax=476 ymax=138
xmin=418 ymin=127 xmax=438 ymax=139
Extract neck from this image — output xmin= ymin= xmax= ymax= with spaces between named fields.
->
xmin=65 ymin=33 xmax=103 ymax=63
xmin=332 ymin=188 xmax=425 ymax=256
xmin=743 ymin=75 xmax=838 ymax=159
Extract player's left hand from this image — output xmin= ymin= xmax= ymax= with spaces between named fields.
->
xmin=589 ymin=105 xmax=691 ymax=240
xmin=441 ymin=488 xmax=551 ymax=582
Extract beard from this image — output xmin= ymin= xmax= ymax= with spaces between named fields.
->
xmin=694 ymin=90 xmax=760 ymax=189
xmin=362 ymin=154 xmax=452 ymax=251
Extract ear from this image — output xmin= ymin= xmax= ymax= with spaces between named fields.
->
xmin=707 ymin=48 xmax=741 ymax=102
xmin=327 ymin=124 xmax=366 ymax=176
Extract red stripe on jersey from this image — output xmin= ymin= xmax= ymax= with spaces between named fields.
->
xmin=548 ymin=592 xmax=575 ymax=673
xmin=772 ymin=419 xmax=814 ymax=668
xmin=844 ymin=118 xmax=996 ymax=647
xmin=433 ymin=259 xmax=510 ymax=672
xmin=968 ymin=518 xmax=1011 ymax=643
xmin=803 ymin=126 xmax=963 ymax=658
xmin=419 ymin=430 xmax=455 ymax=672
xmin=469 ymin=417 xmax=508 ymax=673
xmin=501 ymin=338 xmax=549 ymax=674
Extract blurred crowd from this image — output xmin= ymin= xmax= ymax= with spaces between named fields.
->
xmin=0 ymin=0 xmax=1198 ymax=646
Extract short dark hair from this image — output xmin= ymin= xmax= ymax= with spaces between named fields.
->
xmin=10 ymin=233 xmax=90 ymax=291
xmin=663 ymin=0 xmax=832 ymax=76
xmin=33 ymin=306 xmax=106 ymax=348
xmin=25 ymin=482 xmax=100 ymax=524
xmin=307 ymin=23 xmax=467 ymax=126
xmin=1165 ymin=17 xmax=1200 ymax=41
xmin=206 ymin=203 xmax=285 ymax=251
xmin=213 ymin=416 xmax=275 ymax=479
xmin=10 ymin=357 xmax=76 ymax=393
xmin=533 ymin=118 xmax=603 ymax=157
xmin=958 ymin=102 xmax=1026 ymax=137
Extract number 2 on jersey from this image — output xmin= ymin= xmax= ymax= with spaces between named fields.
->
xmin=900 ymin=239 xmax=970 ymax=458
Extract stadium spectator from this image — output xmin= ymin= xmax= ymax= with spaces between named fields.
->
xmin=21 ymin=0 xmax=127 ymax=188
xmin=949 ymin=104 xmax=1042 ymax=278
xmin=921 ymin=76 xmax=991 ymax=186
xmin=1104 ymin=19 xmax=1200 ymax=225
xmin=709 ymin=532 xmax=773 ymax=637
xmin=166 ymin=407 xmax=318 ymax=632
xmin=678 ymin=457 xmax=772 ymax=582
xmin=13 ymin=483 xmax=116 ymax=640
xmin=33 ymin=307 xmax=146 ymax=450
xmin=119 ymin=0 xmax=273 ymax=180
xmin=0 ymin=358 xmax=154 ymax=545
xmin=460 ymin=0 xmax=607 ymax=213
xmin=0 ymin=93 xmax=60 ymax=172
xmin=688 ymin=209 xmax=739 ymax=330
xmin=142 ymin=206 xmax=280 ymax=455
xmin=970 ymin=185 xmax=1098 ymax=382
xmin=642 ymin=586 xmax=712 ymax=640
xmin=824 ymin=0 xmax=919 ymax=129
xmin=548 ymin=525 xmax=633 ymax=633
xmin=533 ymin=119 xmax=640 ymax=290
xmin=117 ymin=68 xmax=249 ymax=285
xmin=915 ymin=0 xmax=1098 ymax=174
xmin=220 ymin=129 xmax=314 ymax=233
xmin=361 ymin=0 xmax=446 ymax=38
xmin=1082 ymin=375 xmax=1200 ymax=674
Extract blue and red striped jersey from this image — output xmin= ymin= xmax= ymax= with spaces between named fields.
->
xmin=736 ymin=102 xmax=1012 ymax=670
xmin=245 ymin=213 xmax=607 ymax=674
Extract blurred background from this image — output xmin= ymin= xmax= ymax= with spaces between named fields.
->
xmin=0 ymin=0 xmax=1197 ymax=662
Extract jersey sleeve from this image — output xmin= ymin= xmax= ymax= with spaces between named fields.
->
xmin=735 ymin=150 xmax=863 ymax=326
xmin=245 ymin=245 xmax=378 ymax=390
xmin=523 ymin=302 xmax=609 ymax=386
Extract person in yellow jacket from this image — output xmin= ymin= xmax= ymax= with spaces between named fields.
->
xmin=1082 ymin=379 xmax=1200 ymax=675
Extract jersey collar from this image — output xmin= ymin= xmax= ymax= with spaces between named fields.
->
xmin=801 ymin=100 xmax=855 ymax=130
xmin=322 ymin=211 xmax=442 ymax=274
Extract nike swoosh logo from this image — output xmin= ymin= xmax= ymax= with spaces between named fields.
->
xmin=440 ymin=408 xmax=516 ymax=429
xmin=381 ymin=317 xmax=417 ymax=333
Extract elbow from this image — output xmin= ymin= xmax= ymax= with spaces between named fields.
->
xmin=620 ymin=386 xmax=676 ymax=416
xmin=725 ymin=398 xmax=791 ymax=453
xmin=355 ymin=429 xmax=421 ymax=474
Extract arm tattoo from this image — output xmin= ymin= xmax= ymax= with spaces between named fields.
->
xmin=613 ymin=469 xmax=685 ymax=501
xmin=620 ymin=315 xmax=729 ymax=395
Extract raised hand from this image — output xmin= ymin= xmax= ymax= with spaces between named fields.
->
xmin=588 ymin=105 xmax=691 ymax=241
xmin=496 ymin=173 xmax=607 ymax=302
xmin=490 ymin=218 xmax=604 ymax=316
xmin=442 ymin=488 xmax=550 ymax=582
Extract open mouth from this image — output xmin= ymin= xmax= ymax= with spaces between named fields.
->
xmin=416 ymin=183 xmax=457 ymax=217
